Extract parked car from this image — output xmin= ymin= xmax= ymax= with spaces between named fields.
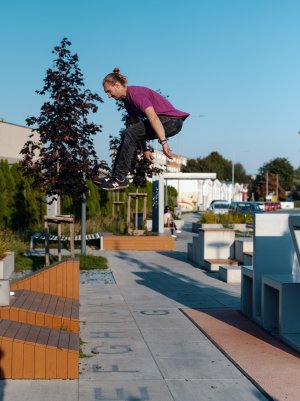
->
xmin=229 ymin=201 xmax=264 ymax=214
xmin=207 ymin=200 xmax=229 ymax=209
xmin=207 ymin=201 xmax=230 ymax=214
xmin=264 ymin=201 xmax=281 ymax=211
xmin=256 ymin=202 xmax=265 ymax=211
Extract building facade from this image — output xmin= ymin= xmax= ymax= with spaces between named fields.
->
xmin=0 ymin=120 xmax=38 ymax=164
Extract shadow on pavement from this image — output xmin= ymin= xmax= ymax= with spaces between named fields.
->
xmin=113 ymin=251 xmax=239 ymax=309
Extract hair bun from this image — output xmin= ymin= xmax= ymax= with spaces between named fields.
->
xmin=113 ymin=67 xmax=120 ymax=74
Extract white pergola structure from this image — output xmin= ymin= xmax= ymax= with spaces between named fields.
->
xmin=152 ymin=173 xmax=216 ymax=234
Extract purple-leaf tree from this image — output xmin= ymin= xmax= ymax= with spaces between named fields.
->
xmin=21 ymin=37 xmax=107 ymax=200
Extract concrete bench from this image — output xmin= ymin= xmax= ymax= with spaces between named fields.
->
xmin=243 ymin=251 xmax=253 ymax=265
xmin=241 ymin=266 xmax=253 ymax=318
xmin=219 ymin=265 xmax=241 ymax=283
xmin=262 ymin=274 xmax=300 ymax=352
xmin=234 ymin=238 xmax=253 ymax=263
xmin=188 ymin=228 xmax=235 ymax=268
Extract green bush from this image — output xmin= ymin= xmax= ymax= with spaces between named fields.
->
xmin=0 ymin=229 xmax=27 ymax=255
xmin=15 ymin=253 xmax=108 ymax=273
xmin=199 ymin=212 xmax=253 ymax=224
xmin=0 ymin=238 xmax=7 ymax=260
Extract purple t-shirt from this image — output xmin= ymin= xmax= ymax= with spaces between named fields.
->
xmin=124 ymin=86 xmax=189 ymax=120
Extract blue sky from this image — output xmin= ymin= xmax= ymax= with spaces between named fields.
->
xmin=1 ymin=0 xmax=300 ymax=175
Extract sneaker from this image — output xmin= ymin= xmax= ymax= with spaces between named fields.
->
xmin=176 ymin=230 xmax=182 ymax=233
xmin=93 ymin=176 xmax=110 ymax=186
xmin=171 ymin=234 xmax=177 ymax=238
xmin=97 ymin=176 xmax=129 ymax=191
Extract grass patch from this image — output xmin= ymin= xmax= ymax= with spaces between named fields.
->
xmin=78 ymin=254 xmax=108 ymax=270
xmin=15 ymin=253 xmax=108 ymax=273
xmin=79 ymin=337 xmax=93 ymax=359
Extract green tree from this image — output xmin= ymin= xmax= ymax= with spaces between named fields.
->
xmin=254 ymin=157 xmax=294 ymax=200
xmin=182 ymin=152 xmax=250 ymax=183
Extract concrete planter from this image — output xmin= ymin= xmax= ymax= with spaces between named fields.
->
xmin=0 ymin=252 xmax=14 ymax=306
xmin=192 ymin=223 xmax=248 ymax=233
xmin=0 ymin=252 xmax=14 ymax=279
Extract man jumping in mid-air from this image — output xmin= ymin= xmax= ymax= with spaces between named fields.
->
xmin=95 ymin=67 xmax=189 ymax=190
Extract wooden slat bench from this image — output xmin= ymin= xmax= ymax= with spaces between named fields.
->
xmin=0 ymin=259 xmax=80 ymax=379
xmin=0 ymin=290 xmax=79 ymax=332
xmin=0 ymin=319 xmax=78 ymax=379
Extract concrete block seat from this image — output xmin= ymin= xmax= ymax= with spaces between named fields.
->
xmin=219 ymin=265 xmax=241 ymax=283
xmin=262 ymin=274 xmax=300 ymax=337
xmin=235 ymin=238 xmax=253 ymax=263
xmin=204 ymin=258 xmax=238 ymax=272
xmin=0 ymin=319 xmax=78 ymax=379
xmin=0 ymin=289 xmax=79 ymax=332
xmin=241 ymin=266 xmax=253 ymax=318
xmin=243 ymin=251 xmax=253 ymax=265
xmin=188 ymin=228 xmax=236 ymax=268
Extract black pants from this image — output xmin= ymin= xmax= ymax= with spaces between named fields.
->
xmin=112 ymin=117 xmax=183 ymax=180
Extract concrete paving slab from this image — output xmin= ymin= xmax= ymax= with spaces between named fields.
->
xmin=79 ymin=379 xmax=174 ymax=401
xmin=81 ymin=338 xmax=154 ymax=359
xmin=79 ymin=356 xmax=163 ymax=380
xmin=80 ymin=326 xmax=145 ymax=341
xmin=131 ymin=307 xmax=190 ymax=323
xmin=155 ymin=356 xmax=243 ymax=380
xmin=0 ymin=380 xmax=78 ymax=401
xmin=147 ymin=340 xmax=224 ymax=359
xmin=140 ymin=326 xmax=208 ymax=343
xmin=166 ymin=378 xmax=268 ymax=401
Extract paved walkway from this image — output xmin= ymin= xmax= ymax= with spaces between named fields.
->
xmin=79 ymin=213 xmax=267 ymax=401
xmin=0 ymin=213 xmax=268 ymax=401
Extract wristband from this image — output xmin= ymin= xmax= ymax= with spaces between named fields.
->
xmin=159 ymin=139 xmax=168 ymax=145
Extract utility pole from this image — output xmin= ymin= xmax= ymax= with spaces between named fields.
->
xmin=266 ymin=171 xmax=269 ymax=201
xmin=276 ymin=174 xmax=279 ymax=200
xmin=231 ymin=160 xmax=235 ymax=202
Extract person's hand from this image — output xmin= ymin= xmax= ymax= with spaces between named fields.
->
xmin=144 ymin=150 xmax=154 ymax=162
xmin=162 ymin=143 xmax=173 ymax=159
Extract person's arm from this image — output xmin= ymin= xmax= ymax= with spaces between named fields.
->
xmin=144 ymin=106 xmax=173 ymax=159
xmin=139 ymin=140 xmax=154 ymax=162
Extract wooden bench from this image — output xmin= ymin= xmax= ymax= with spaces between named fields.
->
xmin=103 ymin=235 xmax=175 ymax=251
xmin=0 ymin=319 xmax=78 ymax=379
xmin=0 ymin=289 xmax=79 ymax=332
xmin=0 ymin=259 xmax=79 ymax=379
xmin=204 ymin=258 xmax=239 ymax=272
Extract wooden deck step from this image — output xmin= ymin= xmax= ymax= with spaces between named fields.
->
xmin=0 ymin=290 xmax=79 ymax=332
xmin=204 ymin=258 xmax=239 ymax=272
xmin=0 ymin=319 xmax=78 ymax=379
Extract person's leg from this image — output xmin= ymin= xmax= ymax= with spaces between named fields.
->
xmin=96 ymin=117 xmax=184 ymax=189
xmin=113 ymin=117 xmax=184 ymax=179
xmin=112 ymin=120 xmax=151 ymax=180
